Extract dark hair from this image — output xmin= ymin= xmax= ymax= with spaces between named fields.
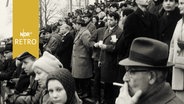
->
xmin=110 ymin=3 xmax=119 ymax=9
xmin=120 ymin=3 xmax=127 ymax=8
xmin=122 ymin=8 xmax=134 ymax=17
xmin=76 ymin=18 xmax=86 ymax=27
xmin=45 ymin=25 xmax=52 ymax=33
xmin=109 ymin=12 xmax=120 ymax=22
xmin=163 ymin=0 xmax=178 ymax=2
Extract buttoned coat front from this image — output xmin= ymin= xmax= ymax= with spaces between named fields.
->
xmin=72 ymin=27 xmax=93 ymax=78
xmin=100 ymin=25 xmax=123 ymax=83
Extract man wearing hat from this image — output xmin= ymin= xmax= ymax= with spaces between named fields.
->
xmin=14 ymin=52 xmax=41 ymax=104
xmin=72 ymin=18 xmax=93 ymax=98
xmin=116 ymin=37 xmax=184 ymax=104
xmin=83 ymin=12 xmax=96 ymax=34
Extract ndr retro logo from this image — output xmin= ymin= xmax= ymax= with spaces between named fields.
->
xmin=14 ymin=29 xmax=37 ymax=45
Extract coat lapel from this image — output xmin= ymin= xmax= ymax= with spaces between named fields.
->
xmin=103 ymin=25 xmax=118 ymax=41
xmin=74 ymin=27 xmax=86 ymax=43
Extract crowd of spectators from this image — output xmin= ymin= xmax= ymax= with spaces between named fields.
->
xmin=1 ymin=0 xmax=184 ymax=104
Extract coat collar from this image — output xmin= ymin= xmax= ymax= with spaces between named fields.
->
xmin=138 ymin=82 xmax=176 ymax=104
xmin=86 ymin=21 xmax=93 ymax=29
xmin=103 ymin=25 xmax=119 ymax=41
xmin=74 ymin=27 xmax=87 ymax=43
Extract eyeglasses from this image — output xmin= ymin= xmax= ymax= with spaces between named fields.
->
xmin=124 ymin=66 xmax=150 ymax=78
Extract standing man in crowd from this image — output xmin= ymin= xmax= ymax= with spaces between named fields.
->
xmin=116 ymin=37 xmax=184 ymax=104
xmin=54 ymin=23 xmax=74 ymax=71
xmin=121 ymin=0 xmax=159 ymax=58
xmin=72 ymin=18 xmax=93 ymax=99
xmin=98 ymin=12 xmax=123 ymax=104
xmin=46 ymin=23 xmax=74 ymax=70
xmin=83 ymin=12 xmax=96 ymax=34
xmin=159 ymin=0 xmax=181 ymax=46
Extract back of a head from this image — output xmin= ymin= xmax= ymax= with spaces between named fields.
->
xmin=122 ymin=8 xmax=134 ymax=16
xmin=110 ymin=3 xmax=119 ymax=10
xmin=32 ymin=51 xmax=63 ymax=74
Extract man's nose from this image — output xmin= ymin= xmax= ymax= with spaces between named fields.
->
xmin=35 ymin=75 xmax=39 ymax=81
xmin=123 ymin=72 xmax=130 ymax=82
xmin=22 ymin=63 xmax=25 ymax=69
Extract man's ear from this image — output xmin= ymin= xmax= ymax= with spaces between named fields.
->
xmin=148 ymin=71 xmax=157 ymax=85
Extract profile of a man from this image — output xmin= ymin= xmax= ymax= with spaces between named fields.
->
xmin=116 ymin=37 xmax=184 ymax=104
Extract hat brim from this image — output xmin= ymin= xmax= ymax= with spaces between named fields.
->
xmin=119 ymin=58 xmax=174 ymax=68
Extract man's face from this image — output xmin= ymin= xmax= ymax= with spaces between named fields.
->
xmin=22 ymin=57 xmax=35 ymax=75
xmin=178 ymin=0 xmax=184 ymax=15
xmin=59 ymin=25 xmax=67 ymax=35
xmin=75 ymin=23 xmax=81 ymax=31
xmin=123 ymin=66 xmax=150 ymax=96
xmin=136 ymin=0 xmax=151 ymax=6
xmin=110 ymin=7 xmax=117 ymax=12
xmin=83 ymin=17 xmax=90 ymax=23
xmin=108 ymin=16 xmax=118 ymax=27
xmin=4 ymin=51 xmax=12 ymax=60
xmin=40 ymin=32 xmax=51 ymax=42
xmin=163 ymin=0 xmax=177 ymax=12
xmin=96 ymin=7 xmax=101 ymax=13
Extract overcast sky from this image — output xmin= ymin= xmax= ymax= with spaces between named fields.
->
xmin=0 ymin=0 xmax=96 ymax=40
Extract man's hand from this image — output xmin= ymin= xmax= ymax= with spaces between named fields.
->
xmin=99 ymin=43 xmax=107 ymax=50
xmin=94 ymin=42 xmax=99 ymax=48
xmin=115 ymin=82 xmax=142 ymax=104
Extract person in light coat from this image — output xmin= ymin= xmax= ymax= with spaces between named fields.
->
xmin=72 ymin=18 xmax=93 ymax=98
xmin=168 ymin=0 xmax=184 ymax=102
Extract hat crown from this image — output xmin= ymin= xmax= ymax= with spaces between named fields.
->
xmin=129 ymin=37 xmax=168 ymax=67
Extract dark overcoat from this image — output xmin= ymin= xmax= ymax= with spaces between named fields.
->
xmin=100 ymin=25 xmax=123 ymax=83
xmin=55 ymin=32 xmax=74 ymax=70
xmin=122 ymin=8 xmax=159 ymax=57
xmin=159 ymin=8 xmax=181 ymax=46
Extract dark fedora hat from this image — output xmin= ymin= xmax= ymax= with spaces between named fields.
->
xmin=119 ymin=37 xmax=173 ymax=68
xmin=17 ymin=52 xmax=35 ymax=61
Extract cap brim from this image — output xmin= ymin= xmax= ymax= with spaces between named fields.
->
xmin=119 ymin=58 xmax=174 ymax=68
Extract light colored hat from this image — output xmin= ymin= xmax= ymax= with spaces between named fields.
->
xmin=32 ymin=51 xmax=63 ymax=74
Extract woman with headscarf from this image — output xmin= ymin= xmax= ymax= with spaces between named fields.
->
xmin=46 ymin=68 xmax=81 ymax=104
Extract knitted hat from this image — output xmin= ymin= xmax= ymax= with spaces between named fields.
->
xmin=46 ymin=68 xmax=77 ymax=104
xmin=32 ymin=51 xmax=63 ymax=74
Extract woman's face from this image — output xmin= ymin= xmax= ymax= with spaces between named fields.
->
xmin=34 ymin=68 xmax=49 ymax=88
xmin=178 ymin=0 xmax=184 ymax=15
xmin=48 ymin=80 xmax=67 ymax=104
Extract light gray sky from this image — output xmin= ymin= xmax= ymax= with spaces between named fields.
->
xmin=0 ymin=0 xmax=96 ymax=40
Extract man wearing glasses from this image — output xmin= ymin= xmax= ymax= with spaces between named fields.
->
xmin=116 ymin=37 xmax=184 ymax=104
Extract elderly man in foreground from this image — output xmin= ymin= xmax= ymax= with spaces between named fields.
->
xmin=116 ymin=37 xmax=184 ymax=104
